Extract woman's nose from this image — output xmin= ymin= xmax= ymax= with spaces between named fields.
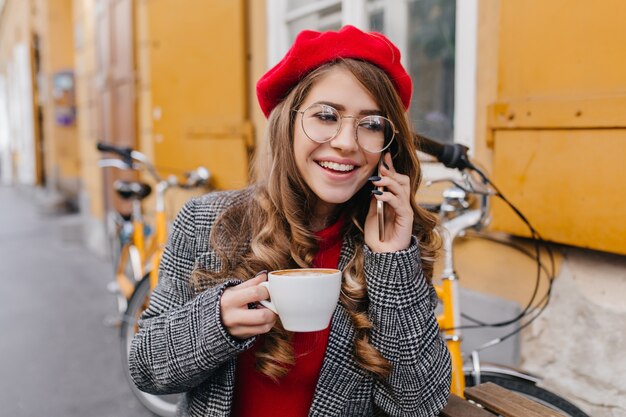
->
xmin=329 ymin=118 xmax=359 ymax=152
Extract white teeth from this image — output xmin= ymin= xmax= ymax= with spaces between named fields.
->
xmin=318 ymin=161 xmax=355 ymax=172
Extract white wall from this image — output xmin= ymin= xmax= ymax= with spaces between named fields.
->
xmin=0 ymin=75 xmax=12 ymax=184
xmin=7 ymin=43 xmax=37 ymax=185
xmin=521 ymin=248 xmax=626 ymax=416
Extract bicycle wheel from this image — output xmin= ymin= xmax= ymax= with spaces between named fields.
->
xmin=121 ymin=276 xmax=179 ymax=417
xmin=465 ymin=371 xmax=589 ymax=417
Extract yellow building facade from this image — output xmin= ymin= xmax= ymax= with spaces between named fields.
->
xmin=482 ymin=0 xmax=626 ymax=255
xmin=1 ymin=1 xmax=624 ymax=414
xmin=3 ymin=0 xmax=622 ymax=253
xmin=0 ymin=0 xmax=79 ymax=201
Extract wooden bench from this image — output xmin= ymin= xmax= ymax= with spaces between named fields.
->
xmin=439 ymin=382 xmax=566 ymax=417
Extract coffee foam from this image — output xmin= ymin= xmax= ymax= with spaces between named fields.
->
xmin=272 ymin=268 xmax=338 ymax=277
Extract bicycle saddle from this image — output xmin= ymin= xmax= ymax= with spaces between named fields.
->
xmin=114 ymin=180 xmax=152 ymax=200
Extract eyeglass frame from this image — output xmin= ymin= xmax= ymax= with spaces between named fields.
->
xmin=293 ymin=103 xmax=399 ymax=154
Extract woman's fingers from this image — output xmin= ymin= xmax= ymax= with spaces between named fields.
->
xmin=220 ymin=271 xmax=277 ymax=339
xmin=221 ymin=284 xmax=269 ymax=309
xmin=235 ymin=270 xmax=268 ymax=288
xmin=230 ymin=308 xmax=277 ymax=326
xmin=365 ymin=153 xmax=414 ymax=252
xmin=222 ymin=306 xmax=277 ymax=337
xmin=371 ymin=174 xmax=409 ymax=200
xmin=371 ymin=154 xmax=411 ymax=215
xmin=371 ymin=188 xmax=405 ymax=214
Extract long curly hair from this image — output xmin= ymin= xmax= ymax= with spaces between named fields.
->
xmin=192 ymin=58 xmax=439 ymax=381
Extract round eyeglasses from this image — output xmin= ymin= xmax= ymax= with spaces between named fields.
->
xmin=294 ymin=103 xmax=397 ymax=154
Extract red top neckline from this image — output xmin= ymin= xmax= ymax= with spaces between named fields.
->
xmin=230 ymin=216 xmax=345 ymax=417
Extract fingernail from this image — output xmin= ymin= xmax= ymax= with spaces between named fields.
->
xmin=254 ymin=270 xmax=268 ymax=278
xmin=368 ymin=175 xmax=381 ymax=182
xmin=247 ymin=302 xmax=258 ymax=310
xmin=371 ymin=189 xmax=383 ymax=196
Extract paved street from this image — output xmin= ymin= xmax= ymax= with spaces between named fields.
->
xmin=0 ymin=186 xmax=155 ymax=417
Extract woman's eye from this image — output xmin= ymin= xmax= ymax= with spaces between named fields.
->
xmin=360 ymin=119 xmax=384 ymax=131
xmin=315 ymin=112 xmax=338 ymax=122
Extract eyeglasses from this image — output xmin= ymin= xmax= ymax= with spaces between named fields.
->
xmin=294 ymin=103 xmax=398 ymax=154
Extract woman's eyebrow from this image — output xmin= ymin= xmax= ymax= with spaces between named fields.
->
xmin=315 ymin=101 xmax=382 ymax=116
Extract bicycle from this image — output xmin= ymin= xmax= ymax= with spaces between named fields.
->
xmin=417 ymin=136 xmax=589 ymax=417
xmin=97 ymin=142 xmax=210 ymax=417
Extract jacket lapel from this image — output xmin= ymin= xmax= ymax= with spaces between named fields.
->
xmin=309 ymin=305 xmax=366 ymax=416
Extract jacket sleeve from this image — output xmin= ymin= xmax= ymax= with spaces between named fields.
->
xmin=128 ymin=198 xmax=255 ymax=395
xmin=363 ymin=237 xmax=452 ymax=417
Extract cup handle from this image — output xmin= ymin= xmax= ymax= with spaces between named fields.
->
xmin=258 ymin=282 xmax=278 ymax=314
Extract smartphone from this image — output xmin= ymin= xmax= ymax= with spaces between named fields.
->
xmin=377 ymin=165 xmax=385 ymax=241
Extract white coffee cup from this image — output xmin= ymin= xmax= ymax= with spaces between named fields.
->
xmin=259 ymin=268 xmax=342 ymax=332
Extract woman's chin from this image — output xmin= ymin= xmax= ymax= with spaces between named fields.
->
xmin=317 ymin=190 xmax=356 ymax=205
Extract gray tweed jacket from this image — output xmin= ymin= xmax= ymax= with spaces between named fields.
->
xmin=129 ymin=188 xmax=451 ymax=417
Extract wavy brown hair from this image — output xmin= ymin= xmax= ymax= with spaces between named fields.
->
xmin=192 ymin=59 xmax=439 ymax=381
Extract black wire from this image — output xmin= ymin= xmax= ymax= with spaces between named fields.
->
xmin=459 ymin=231 xmax=554 ymax=328
xmin=441 ymin=186 xmax=543 ymax=328
xmin=466 ymin=231 xmax=552 ymax=277
xmin=440 ymin=161 xmax=556 ymax=336
xmin=474 ymin=290 xmax=553 ymax=354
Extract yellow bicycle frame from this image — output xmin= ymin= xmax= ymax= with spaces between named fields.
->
xmin=149 ymin=210 xmax=167 ymax=291
xmin=435 ymin=276 xmax=465 ymax=397
xmin=132 ymin=217 xmax=145 ymax=271
xmin=115 ymin=192 xmax=167 ymax=300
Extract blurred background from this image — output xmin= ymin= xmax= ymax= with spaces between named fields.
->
xmin=0 ymin=0 xmax=625 ymax=416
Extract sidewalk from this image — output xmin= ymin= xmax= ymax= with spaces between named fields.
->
xmin=0 ymin=186 xmax=154 ymax=416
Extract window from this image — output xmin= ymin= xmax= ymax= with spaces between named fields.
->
xmin=269 ymin=0 xmax=462 ymax=143
xmin=285 ymin=1 xmax=342 ymax=43
xmin=406 ymin=0 xmax=456 ymax=142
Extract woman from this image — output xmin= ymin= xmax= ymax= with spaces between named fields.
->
xmin=129 ymin=25 xmax=451 ymax=416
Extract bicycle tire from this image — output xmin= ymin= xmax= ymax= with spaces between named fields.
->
xmin=465 ymin=371 xmax=589 ymax=417
xmin=121 ymin=275 xmax=179 ymax=417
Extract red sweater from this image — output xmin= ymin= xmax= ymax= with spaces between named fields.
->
xmin=231 ymin=219 xmax=344 ymax=417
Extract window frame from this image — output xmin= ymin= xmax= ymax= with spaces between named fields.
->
xmin=266 ymin=0 xmax=477 ymax=150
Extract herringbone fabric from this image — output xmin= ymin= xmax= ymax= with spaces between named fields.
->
xmin=129 ymin=188 xmax=451 ymax=416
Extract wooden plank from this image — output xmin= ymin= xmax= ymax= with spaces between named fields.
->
xmin=439 ymin=394 xmax=495 ymax=417
xmin=497 ymin=1 xmax=626 ymax=101
xmin=488 ymin=96 xmax=626 ymax=130
xmin=148 ymin=0 xmax=251 ymax=190
xmin=491 ymin=129 xmax=626 ymax=255
xmin=465 ymin=382 xmax=566 ymax=417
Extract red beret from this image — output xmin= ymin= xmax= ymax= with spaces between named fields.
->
xmin=256 ymin=25 xmax=412 ymax=118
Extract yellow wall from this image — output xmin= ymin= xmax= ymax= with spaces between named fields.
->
xmin=73 ymin=0 xmax=266 ymax=223
xmin=73 ymin=0 xmax=104 ymax=218
xmin=480 ymin=0 xmax=626 ymax=255
xmin=34 ymin=0 xmax=80 ymax=195
xmin=248 ymin=0 xmax=267 ymax=154
xmin=133 ymin=0 xmax=262 ymax=221
xmin=0 ymin=0 xmax=78 ymax=191
xmin=146 ymin=0 xmax=252 ymax=192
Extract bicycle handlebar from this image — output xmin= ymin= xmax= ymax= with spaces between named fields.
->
xmin=97 ymin=142 xmax=211 ymax=189
xmin=97 ymin=142 xmax=133 ymax=160
xmin=97 ymin=141 xmax=162 ymax=181
xmin=181 ymin=167 xmax=211 ymax=189
xmin=416 ymin=133 xmax=491 ymax=232
xmin=415 ymin=134 xmax=473 ymax=171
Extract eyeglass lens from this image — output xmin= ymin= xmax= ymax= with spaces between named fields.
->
xmin=301 ymin=104 xmax=395 ymax=153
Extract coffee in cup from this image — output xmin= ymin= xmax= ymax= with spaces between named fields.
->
xmin=259 ymin=268 xmax=342 ymax=332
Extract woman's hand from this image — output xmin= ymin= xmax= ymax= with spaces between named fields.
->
xmin=220 ymin=271 xmax=277 ymax=339
xmin=365 ymin=152 xmax=414 ymax=253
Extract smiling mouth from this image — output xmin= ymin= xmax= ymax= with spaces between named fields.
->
xmin=317 ymin=161 xmax=357 ymax=173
